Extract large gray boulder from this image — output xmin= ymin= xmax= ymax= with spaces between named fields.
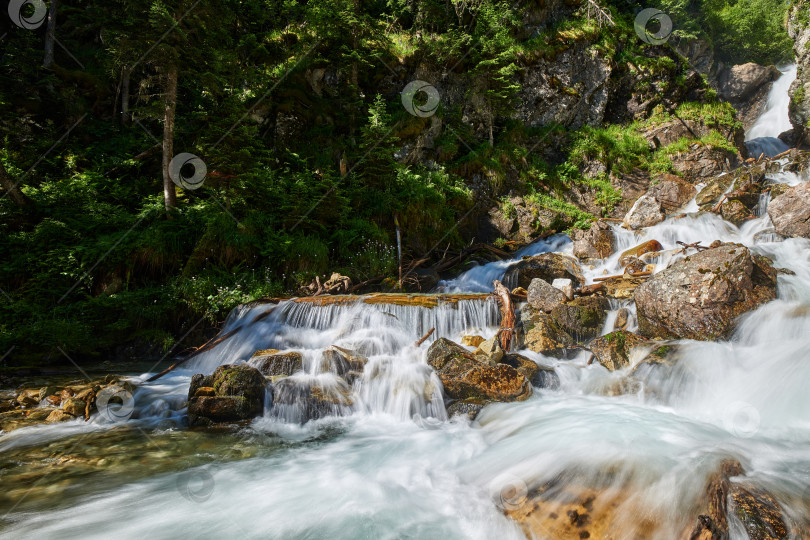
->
xmin=635 ymin=244 xmax=777 ymax=340
xmin=767 ymin=181 xmax=810 ymax=238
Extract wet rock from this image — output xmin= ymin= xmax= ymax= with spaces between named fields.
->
xmin=522 ymin=312 xmax=575 ymax=358
xmin=624 ymin=194 xmax=664 ymax=229
xmin=461 ymin=335 xmax=485 ymax=348
xmin=552 ymin=278 xmax=574 ymax=300
xmin=696 ymin=173 xmax=735 ymax=209
xmin=752 ymin=229 xmax=785 ymax=244
xmin=498 ymin=353 xmax=538 ymax=383
xmin=613 ymin=307 xmax=630 ymax=331
xmin=571 ymin=220 xmax=615 ymax=259
xmin=729 ymin=485 xmax=789 ymax=540
xmin=269 ymin=378 xmax=353 ymax=424
xmin=187 ymin=364 xmax=267 ymax=426
xmin=550 ymin=296 xmax=609 ymax=342
xmin=15 ymin=389 xmax=40 ymax=408
xmin=503 ymin=253 xmax=585 ymax=290
xmin=475 ymin=336 xmax=504 ymax=364
xmin=635 ymin=244 xmax=777 ymax=340
xmin=648 ymin=174 xmax=696 ymax=214
xmin=193 ymin=386 xmax=216 ymax=398
xmin=767 ymin=181 xmax=810 ymax=238
xmin=446 ymin=398 xmax=486 ymax=420
xmin=721 ymin=199 xmax=751 ymax=226
xmin=62 ymin=398 xmax=86 ymax=417
xmin=527 ymin=278 xmax=566 ymax=313
xmin=426 ymin=338 xmax=532 ymax=403
xmin=589 ymin=330 xmax=649 ymax=371
xmin=46 ymin=409 xmax=74 ymax=423
xmin=322 ymin=346 xmax=367 ymax=376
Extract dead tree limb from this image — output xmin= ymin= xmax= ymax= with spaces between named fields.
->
xmin=414 ymin=327 xmax=435 ymax=347
xmin=493 ymin=280 xmax=515 ymax=353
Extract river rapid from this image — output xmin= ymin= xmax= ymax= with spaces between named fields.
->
xmin=1 ymin=72 xmax=810 ymax=539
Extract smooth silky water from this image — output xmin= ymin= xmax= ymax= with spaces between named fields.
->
xmin=3 ymin=73 xmax=810 ymax=540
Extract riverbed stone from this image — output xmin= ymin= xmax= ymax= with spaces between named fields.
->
xmin=252 ymin=351 xmax=303 ymax=377
xmin=635 ymin=243 xmax=777 ymax=340
xmin=62 ymin=398 xmax=87 ymax=417
xmin=503 ymin=253 xmax=585 ymax=289
xmin=427 ymin=338 xmax=532 ymax=403
xmin=767 ymin=181 xmax=810 ymax=238
xmin=589 ymin=330 xmax=650 ymax=371
xmin=526 ymin=278 xmax=566 ymax=313
xmin=624 ymin=194 xmax=664 ymax=229
xmin=269 ymin=378 xmax=353 ymax=424
xmin=521 ymin=311 xmax=575 ymax=358
xmin=187 ymin=364 xmax=267 ymax=426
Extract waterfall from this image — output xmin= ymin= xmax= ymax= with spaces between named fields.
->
xmin=745 ymin=64 xmax=797 ymax=157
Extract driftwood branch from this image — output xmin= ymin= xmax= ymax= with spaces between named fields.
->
xmin=493 ymin=280 xmax=515 ymax=353
xmin=593 ymin=270 xmax=653 ymax=282
xmin=146 ymin=326 xmax=243 ymax=382
xmin=414 ymin=327 xmax=435 ymax=347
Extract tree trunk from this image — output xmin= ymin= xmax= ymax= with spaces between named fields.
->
xmin=42 ymin=0 xmax=58 ymax=68
xmin=121 ymin=67 xmax=130 ymax=125
xmin=0 ymin=162 xmax=31 ymax=208
xmin=162 ymin=62 xmax=178 ymax=214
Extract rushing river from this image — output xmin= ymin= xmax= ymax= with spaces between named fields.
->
xmin=2 ymin=77 xmax=810 ymax=539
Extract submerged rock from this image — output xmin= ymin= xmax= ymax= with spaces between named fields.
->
xmin=767 ymin=181 xmax=810 ymax=238
xmin=188 ymin=364 xmax=267 ymax=427
xmin=503 ymin=253 xmax=585 ymax=290
xmin=635 ymin=244 xmax=777 ymax=340
xmin=427 ymin=338 xmax=532 ymax=404
xmin=588 ymin=330 xmax=649 ymax=371
xmin=269 ymin=377 xmax=353 ymax=424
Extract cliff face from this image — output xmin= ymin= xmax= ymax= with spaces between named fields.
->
xmin=788 ymin=0 xmax=810 ymax=142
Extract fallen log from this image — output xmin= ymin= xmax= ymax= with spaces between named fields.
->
xmin=146 ymin=326 xmax=243 ymax=382
xmin=289 ymin=292 xmax=492 ymax=308
xmin=493 ymin=280 xmax=515 ymax=353
xmin=414 ymin=327 xmax=435 ymax=347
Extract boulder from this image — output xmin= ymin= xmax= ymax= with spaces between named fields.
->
xmin=551 ymin=278 xmax=574 ymax=300
xmin=720 ymin=199 xmax=750 ymax=226
xmin=647 ymin=174 xmax=696 ymax=214
xmin=503 ymin=253 xmax=585 ymax=290
xmin=635 ymin=244 xmax=777 ymax=340
xmin=461 ymin=335 xmax=485 ymax=347
xmin=550 ymin=296 xmax=609 ymax=342
xmin=251 ymin=351 xmax=303 ymax=377
xmin=588 ymin=330 xmax=650 ymax=371
xmin=767 ymin=181 xmax=810 ymax=238
xmin=521 ymin=311 xmax=575 ymax=358
xmin=526 ymin=278 xmax=566 ymax=313
xmin=696 ymin=173 xmax=735 ymax=209
xmin=623 ymin=194 xmax=664 ymax=230
xmin=321 ymin=346 xmax=367 ymax=376
xmin=426 ymin=338 xmax=532 ymax=403
xmin=187 ymin=364 xmax=267 ymax=426
xmin=571 ymin=220 xmax=615 ymax=259
xmin=498 ymin=353 xmax=539 ymax=383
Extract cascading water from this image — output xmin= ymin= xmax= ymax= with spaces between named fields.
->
xmin=4 ymin=96 xmax=810 ymax=540
xmin=745 ymin=64 xmax=797 ymax=158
